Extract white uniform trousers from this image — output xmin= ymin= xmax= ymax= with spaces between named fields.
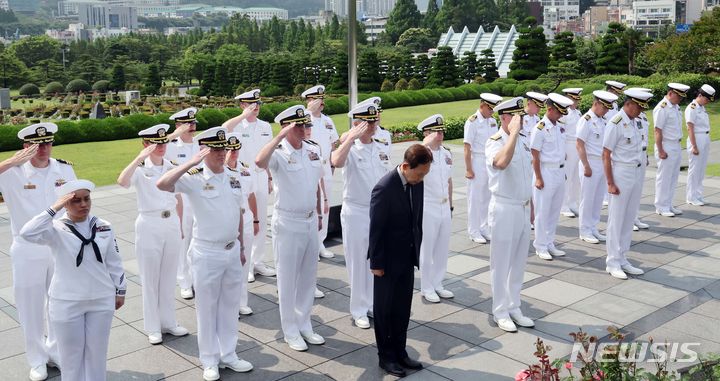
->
xmin=562 ymin=141 xmax=581 ymax=213
xmin=633 ymin=153 xmax=649 ymax=222
xmin=419 ymin=202 xmax=452 ymax=295
xmin=318 ymin=174 xmax=333 ymax=247
xmin=340 ymin=202 xmax=374 ymax=320
xmin=606 ymin=164 xmax=644 ymax=270
xmin=488 ymin=197 xmax=531 ymax=319
xmin=533 ymin=166 xmax=566 ymax=251
xmin=49 ymin=296 xmax=114 ymax=381
xmin=176 ymin=195 xmax=194 ymax=290
xmin=135 ymin=212 xmax=182 ymax=333
xmin=251 ymin=171 xmax=271 ymax=268
xmin=686 ymin=133 xmax=710 ymax=202
xmin=578 ymin=158 xmax=606 ymax=237
xmin=189 ymin=239 xmax=244 ymax=368
xmin=654 ymin=140 xmax=682 ymax=212
xmin=10 ymin=239 xmax=59 ymax=368
xmin=467 ymin=155 xmax=491 ymax=238
xmin=239 ymin=210 xmax=253 ymax=309
xmin=271 ymin=212 xmax=319 ymax=338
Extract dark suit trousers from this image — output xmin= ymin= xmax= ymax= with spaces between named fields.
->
xmin=373 ymin=255 xmax=415 ymax=363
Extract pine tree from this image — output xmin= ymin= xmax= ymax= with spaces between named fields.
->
xmin=201 ymin=60 xmax=216 ymax=95
xmin=477 ymin=49 xmax=500 ymax=82
xmin=508 ymin=17 xmax=548 ymax=80
xmin=110 ymin=64 xmax=126 ymax=92
xmin=596 ymin=22 xmax=629 ymax=74
xmin=384 ymin=0 xmax=422 ymax=44
xmin=437 ymin=0 xmax=480 ymax=31
xmin=358 ymin=50 xmax=382 ymax=92
xmin=460 ymin=51 xmax=478 ymax=83
xmin=550 ymin=31 xmax=577 ymax=67
xmin=329 ymin=50 xmax=348 ymax=91
xmin=144 ymin=63 xmax=162 ymax=95
xmin=423 ymin=0 xmax=440 ymax=35
xmin=426 ymin=46 xmax=461 ymax=88
xmin=414 ymin=54 xmax=431 ymax=83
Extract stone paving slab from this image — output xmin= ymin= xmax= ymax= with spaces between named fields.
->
xmin=0 ymin=140 xmax=719 ymax=379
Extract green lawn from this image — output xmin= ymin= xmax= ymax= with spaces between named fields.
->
xmin=1 ymin=100 xmax=718 ymax=186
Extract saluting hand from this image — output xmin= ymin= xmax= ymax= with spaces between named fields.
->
xmin=240 ymin=103 xmax=257 ymax=118
xmin=190 ymin=147 xmax=210 ymax=166
xmin=174 ymin=123 xmax=193 ymax=136
xmin=10 ymin=144 xmax=39 ymax=166
xmin=52 ymin=192 xmax=75 ymax=212
xmin=509 ymin=115 xmax=523 ymax=135
xmin=348 ymin=121 xmax=368 ymax=141
xmin=277 ymin=122 xmax=296 ymax=139
xmin=307 ymin=99 xmax=322 ymax=114
xmin=137 ymin=144 xmax=157 ymax=161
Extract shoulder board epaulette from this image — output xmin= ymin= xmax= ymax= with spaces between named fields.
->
xmin=171 ymin=138 xmax=178 ymax=143
xmin=187 ymin=167 xmax=203 ymax=175
xmin=240 ymin=161 xmax=250 ymax=168
xmin=660 ymin=101 xmax=667 ymax=108
xmin=442 ymin=145 xmax=451 ymax=152
xmin=138 ymin=160 xmax=145 ymax=167
xmin=489 ymin=132 xmax=502 ymax=141
xmin=584 ymin=114 xmax=591 ymax=121
xmin=468 ymin=114 xmax=478 ymax=122
xmin=690 ymin=102 xmax=697 ymax=109
xmin=611 ymin=114 xmax=623 ymax=124
xmin=56 ymin=158 xmax=74 ymax=166
xmin=304 ymin=139 xmax=319 ymax=146
xmin=226 ymin=166 xmax=238 ymax=172
xmin=170 ymin=160 xmax=179 ymax=166
xmin=535 ymin=121 xmax=545 ymax=130
xmin=379 ymin=126 xmax=387 ymax=131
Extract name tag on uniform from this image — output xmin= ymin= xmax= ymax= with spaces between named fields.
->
xmin=261 ymin=133 xmax=270 ymax=136
xmin=24 ymin=183 xmax=36 ymax=190
xmin=240 ymin=170 xmax=251 ymax=177
xmin=325 ymin=123 xmax=333 ymax=130
xmin=178 ymin=154 xmax=186 ymax=158
xmin=229 ymin=177 xmax=241 ymax=189
xmin=242 ymin=133 xmax=250 ymax=137
xmin=55 ymin=179 xmax=67 ymax=187
xmin=95 ymin=225 xmax=111 ymax=232
xmin=379 ymin=153 xmax=389 ymax=161
xmin=308 ymin=151 xmax=320 ymax=161
xmin=203 ymin=183 xmax=215 ymax=191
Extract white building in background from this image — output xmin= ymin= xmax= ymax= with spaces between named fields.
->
xmin=540 ymin=0 xmax=580 ymax=30
xmin=78 ymin=3 xmax=139 ymax=29
xmin=325 ymin=0 xmax=442 ymax=18
xmin=0 ymin=0 xmax=9 ymax=11
xmin=438 ymin=25 xmax=519 ymax=78
xmin=631 ymin=0 xmax=675 ymax=33
xmin=686 ymin=0 xmax=720 ymax=23
xmin=363 ymin=16 xmax=388 ymax=41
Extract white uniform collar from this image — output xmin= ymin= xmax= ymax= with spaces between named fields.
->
xmin=542 ymin=116 xmax=558 ymax=130
xmin=280 ymin=138 xmax=303 ymax=156
xmin=22 ymin=158 xmax=60 ymax=179
xmin=201 ymin=163 xmax=225 ymax=181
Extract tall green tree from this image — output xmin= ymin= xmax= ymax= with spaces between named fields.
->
xmin=426 ymin=46 xmax=461 ymax=88
xmin=475 ymin=0 xmax=500 ymax=30
xmin=414 ymin=54 xmax=431 ymax=83
xmin=460 ymin=51 xmax=478 ymax=83
xmin=0 ymin=51 xmax=30 ymax=88
xmin=478 ymin=49 xmax=500 ymax=82
xmin=508 ymin=17 xmax=548 ymax=80
xmin=550 ymin=31 xmax=577 ymax=67
xmin=358 ymin=50 xmax=382 ymax=92
xmin=144 ymin=63 xmax=162 ymax=95
xmin=437 ymin=0 xmax=480 ymax=31
xmin=329 ymin=50 xmax=348 ymax=91
xmin=423 ymin=0 xmax=441 ymax=35
xmin=596 ymin=22 xmax=628 ymax=74
xmin=384 ymin=0 xmax=422 ymax=44
xmin=396 ymin=28 xmax=436 ymax=52
xmin=8 ymin=35 xmax=61 ymax=68
xmin=110 ymin=64 xmax=126 ymax=91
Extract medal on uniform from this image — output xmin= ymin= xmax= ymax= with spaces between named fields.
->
xmin=203 ymin=183 xmax=215 ymax=191
xmin=308 ymin=151 xmax=320 ymax=161
xmin=445 ymin=157 xmax=452 ymax=165
xmin=229 ymin=177 xmax=241 ymax=189
xmin=24 ymin=183 xmax=36 ymax=190
xmin=325 ymin=123 xmax=333 ymax=130
xmin=55 ymin=179 xmax=67 ymax=187
xmin=379 ymin=153 xmax=389 ymax=161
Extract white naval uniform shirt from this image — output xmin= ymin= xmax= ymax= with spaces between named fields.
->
xmin=269 ymin=139 xmax=324 ymax=213
xmin=464 ymin=112 xmax=499 ymax=157
xmin=130 ymin=159 xmax=178 ymax=213
xmin=373 ymin=127 xmax=392 ymax=156
xmin=530 ymin=116 xmax=566 ymax=164
xmin=310 ymin=114 xmax=339 ymax=178
xmin=342 ymin=139 xmax=392 ymax=207
xmin=605 ymin=102 xmax=619 ymax=121
xmin=166 ymin=139 xmax=199 ymax=165
xmin=0 ymin=159 xmax=76 ymax=238
xmin=522 ymin=114 xmax=541 ymax=136
xmin=576 ymin=110 xmax=607 ymax=157
xmin=561 ymin=108 xmax=582 ymax=139
xmin=653 ymin=96 xmax=683 ymax=142
xmin=485 ymin=130 xmax=533 ymax=202
xmin=685 ymin=100 xmax=710 ymax=134
xmin=424 ymin=146 xmax=453 ymax=204
xmin=603 ymin=111 xmax=643 ymax=166
xmin=230 ymin=160 xmax=256 ymax=233
xmin=174 ymin=165 xmax=244 ymax=243
xmin=20 ymin=211 xmax=126 ymax=300
xmin=236 ymin=119 xmax=274 ymax=174
xmin=637 ymin=112 xmax=650 ymax=150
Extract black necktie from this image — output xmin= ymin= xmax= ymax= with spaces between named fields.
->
xmin=64 ymin=222 xmax=103 ymax=267
xmin=405 ymin=184 xmax=413 ymax=212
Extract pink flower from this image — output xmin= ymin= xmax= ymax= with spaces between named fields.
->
xmin=515 ymin=370 xmax=530 ymax=381
xmin=593 ymin=370 xmax=605 ymax=380
xmin=564 ymin=362 xmax=573 ymax=369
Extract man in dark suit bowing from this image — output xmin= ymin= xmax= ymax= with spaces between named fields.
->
xmin=369 ymin=144 xmax=433 ymax=377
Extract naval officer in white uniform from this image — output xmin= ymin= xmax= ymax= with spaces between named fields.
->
xmin=685 ymin=84 xmax=715 ymax=206
xmin=560 ymin=88 xmax=583 ymax=218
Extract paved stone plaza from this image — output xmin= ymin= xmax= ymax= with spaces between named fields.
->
xmin=1 ymin=141 xmax=719 ymax=380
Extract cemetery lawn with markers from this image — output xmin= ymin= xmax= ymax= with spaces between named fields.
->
xmin=1 ymin=100 xmax=719 ymax=186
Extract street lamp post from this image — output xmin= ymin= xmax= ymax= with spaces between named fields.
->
xmin=348 ymin=0 xmax=358 ymax=116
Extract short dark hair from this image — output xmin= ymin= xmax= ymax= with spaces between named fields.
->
xmin=403 ymin=144 xmax=433 ymax=169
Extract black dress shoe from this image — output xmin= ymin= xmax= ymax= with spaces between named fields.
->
xmin=379 ymin=360 xmax=407 ymax=377
xmin=399 ymin=356 xmax=423 ymax=370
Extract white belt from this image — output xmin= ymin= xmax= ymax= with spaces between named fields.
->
xmin=494 ymin=195 xmax=530 ymax=206
xmin=426 ymin=197 xmax=449 ymax=204
xmin=663 ymin=138 xmax=682 ymax=143
xmin=275 ymin=208 xmax=315 ymax=219
xmin=139 ymin=210 xmax=175 ymax=218
xmin=541 ymin=162 xmax=564 ymax=168
xmin=612 ymin=160 xmax=641 ymax=168
xmin=587 ymin=154 xmax=602 ymax=160
xmin=193 ymin=238 xmax=237 ymax=250
xmin=695 ymin=131 xmax=710 ymax=135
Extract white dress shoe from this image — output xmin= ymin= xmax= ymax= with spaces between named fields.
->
xmin=561 ymin=210 xmax=576 ymax=218
xmin=423 ymin=291 xmax=440 ymax=303
xmin=300 ymin=331 xmax=325 ymax=345
xmin=536 ymin=250 xmax=553 ymax=260
xmin=219 ymin=359 xmax=253 ymax=372
xmin=509 ymin=312 xmax=535 ymax=328
xmin=688 ymin=199 xmax=705 ymax=206
xmin=354 ymin=316 xmax=371 ymax=329
xmin=592 ymin=231 xmax=607 ymax=242
xmin=148 ymin=332 xmax=163 ymax=344
xmin=548 ymin=246 xmax=566 ymax=257
xmin=314 ymin=287 xmax=325 ymax=298
xmin=162 ymin=325 xmax=189 ymax=337
xmin=319 ymin=248 xmax=335 ymax=258
xmin=657 ymin=210 xmax=675 ymax=217
xmin=203 ymin=366 xmax=220 ymax=381
xmin=29 ymin=364 xmax=48 ymax=381
xmin=284 ymin=335 xmax=308 ymax=351
xmin=633 ymin=224 xmax=640 ymax=231
xmin=493 ymin=317 xmax=518 ymax=332
xmin=247 ymin=272 xmax=255 ymax=283
xmin=254 ymin=264 xmax=276 ymax=277
xmin=580 ymin=235 xmax=599 ymax=244
xmin=436 ymin=289 xmax=454 ymax=299
xmin=606 ymin=267 xmax=628 ymax=279
xmin=621 ymin=264 xmax=644 ymax=275
xmin=470 ymin=235 xmax=487 ymax=244
xmin=670 ymin=207 xmax=683 ymax=215
xmin=239 ymin=306 xmax=253 ymax=315
xmin=633 ymin=219 xmax=649 ymax=230
xmin=180 ymin=288 xmax=194 ymax=299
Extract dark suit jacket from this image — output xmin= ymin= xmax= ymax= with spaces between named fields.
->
xmin=368 ymin=168 xmax=423 ymax=272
